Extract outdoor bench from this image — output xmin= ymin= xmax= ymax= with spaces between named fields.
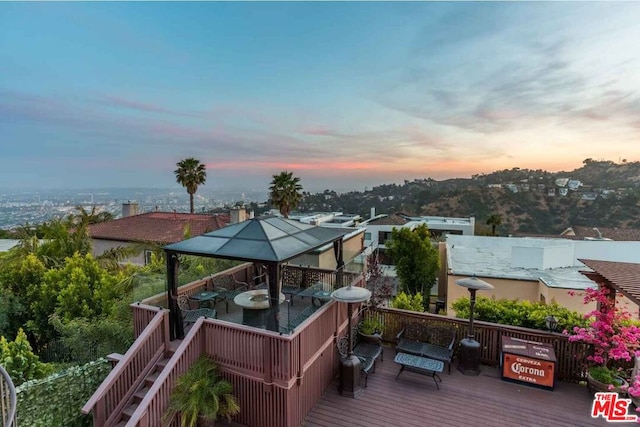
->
xmin=396 ymin=323 xmax=455 ymax=374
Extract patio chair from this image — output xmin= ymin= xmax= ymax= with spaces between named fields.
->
xmin=177 ymin=294 xmax=217 ymax=325
xmin=210 ymin=275 xmax=250 ymax=313
xmin=336 ymin=336 xmax=375 ymax=388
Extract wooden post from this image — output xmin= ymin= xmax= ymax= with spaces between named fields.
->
xmin=166 ymin=251 xmax=183 ymax=340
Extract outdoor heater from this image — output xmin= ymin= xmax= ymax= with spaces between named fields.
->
xmin=545 ymin=314 xmax=558 ymax=332
xmin=331 ymin=282 xmax=372 ymax=398
xmin=455 ymin=276 xmax=494 ymax=376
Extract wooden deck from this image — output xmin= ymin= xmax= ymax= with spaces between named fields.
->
xmin=304 ymin=347 xmax=611 ymax=427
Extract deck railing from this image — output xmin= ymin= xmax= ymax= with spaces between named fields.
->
xmin=127 ymin=317 xmax=204 ymax=427
xmin=0 ymin=365 xmax=16 ymax=427
xmin=82 ymin=309 xmax=170 ymax=426
xmin=371 ymin=307 xmax=591 ymax=381
xmin=125 ymin=293 xmax=358 ymax=427
xmin=140 ymin=263 xmax=255 ymax=309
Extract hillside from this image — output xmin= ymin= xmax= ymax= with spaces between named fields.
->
xmin=298 ymin=159 xmax=640 ymax=235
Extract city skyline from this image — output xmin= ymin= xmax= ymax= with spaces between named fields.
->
xmin=2 ymin=2 xmax=640 ymax=192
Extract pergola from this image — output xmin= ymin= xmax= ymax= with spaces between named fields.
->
xmin=580 ymin=258 xmax=640 ymax=308
xmin=164 ymin=216 xmax=350 ymax=339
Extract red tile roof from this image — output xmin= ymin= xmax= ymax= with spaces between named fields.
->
xmin=571 ymin=226 xmax=640 ymax=241
xmin=580 ymin=258 xmax=640 ymax=306
xmin=88 ymin=212 xmax=229 ymax=244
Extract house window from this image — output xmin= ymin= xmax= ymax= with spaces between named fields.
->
xmin=540 ymin=294 xmax=546 ymax=304
xmin=144 ymin=250 xmax=153 ymax=265
xmin=379 ymin=231 xmax=393 ymax=245
xmin=364 ymin=232 xmax=371 ymax=241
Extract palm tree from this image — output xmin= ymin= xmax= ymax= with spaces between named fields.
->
xmin=66 ymin=205 xmax=114 ymax=227
xmin=486 ymin=214 xmax=503 ymax=236
xmin=269 ymin=171 xmax=303 ymax=218
xmin=174 ymin=157 xmax=207 ymax=214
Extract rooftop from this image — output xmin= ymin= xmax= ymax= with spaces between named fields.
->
xmin=567 ymin=226 xmax=640 ymax=241
xmin=88 ymin=212 xmax=229 ymax=244
xmin=366 ymin=214 xmax=409 ymax=226
xmin=446 ymin=235 xmax=640 ymax=289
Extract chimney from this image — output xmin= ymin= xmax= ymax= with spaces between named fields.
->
xmin=122 ymin=201 xmax=139 ymax=218
xmin=370 ymin=207 xmax=376 ymax=219
xmin=230 ymin=207 xmax=247 ymax=224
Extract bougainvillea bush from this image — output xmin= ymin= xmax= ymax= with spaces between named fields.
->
xmin=565 ymin=287 xmax=640 ymax=394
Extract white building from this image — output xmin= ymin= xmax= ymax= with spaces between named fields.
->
xmin=444 ymin=235 xmax=640 ymax=315
xmin=362 ymin=211 xmax=475 ymax=259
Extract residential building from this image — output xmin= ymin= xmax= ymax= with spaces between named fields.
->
xmin=444 ymin=235 xmax=640 ymax=315
xmin=362 ymin=212 xmax=475 ymax=252
xmin=560 ymin=226 xmax=640 ymax=241
xmin=88 ymin=206 xmax=229 ymax=265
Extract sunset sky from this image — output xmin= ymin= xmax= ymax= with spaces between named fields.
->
xmin=2 ymin=2 xmax=640 ymax=192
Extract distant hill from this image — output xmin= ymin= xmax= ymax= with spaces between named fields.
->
xmin=298 ymin=159 xmax=640 ymax=235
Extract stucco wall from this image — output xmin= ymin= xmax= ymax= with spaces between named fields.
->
xmin=289 ymin=230 xmax=364 ymax=270
xmin=446 ymin=273 xmax=640 ymax=317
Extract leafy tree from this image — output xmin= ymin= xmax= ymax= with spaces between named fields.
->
xmin=486 ymin=214 xmax=503 ymax=236
xmin=0 ymin=289 xmax=25 ymax=339
xmin=269 ymin=171 xmax=303 ymax=218
xmin=27 ymin=253 xmax=125 ymax=345
xmin=174 ymin=157 xmax=207 ymax=214
xmin=50 ymin=315 xmax=133 ymax=363
xmin=66 ymin=205 xmax=114 ymax=227
xmin=1 ymin=218 xmax=92 ymax=269
xmin=0 ymin=328 xmax=52 ymax=385
xmin=386 ymin=224 xmax=439 ymax=309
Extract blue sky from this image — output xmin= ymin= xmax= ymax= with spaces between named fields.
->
xmin=2 ymin=2 xmax=640 ymax=192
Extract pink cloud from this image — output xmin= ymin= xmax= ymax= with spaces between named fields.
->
xmin=98 ymin=94 xmax=200 ymax=118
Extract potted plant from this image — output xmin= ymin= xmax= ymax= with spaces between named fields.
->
xmin=164 ymin=356 xmax=240 ymax=427
xmin=565 ymin=287 xmax=640 ymax=396
xmin=586 ymin=365 xmax=628 ymax=394
xmin=358 ymin=317 xmax=383 ymax=342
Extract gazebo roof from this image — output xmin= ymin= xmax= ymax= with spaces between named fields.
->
xmin=579 ymin=258 xmax=640 ymax=306
xmin=164 ymin=215 xmax=350 ymax=263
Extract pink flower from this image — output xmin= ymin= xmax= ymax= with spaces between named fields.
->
xmin=564 ymin=286 xmax=640 ymax=374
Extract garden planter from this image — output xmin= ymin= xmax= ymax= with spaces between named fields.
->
xmin=586 ymin=371 xmax=628 ymax=396
xmin=357 ymin=330 xmax=382 ymax=343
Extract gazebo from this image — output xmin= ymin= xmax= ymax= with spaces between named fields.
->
xmin=164 ymin=215 xmax=350 ymax=339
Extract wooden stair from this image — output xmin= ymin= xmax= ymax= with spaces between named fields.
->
xmin=112 ymin=356 xmax=172 ymax=427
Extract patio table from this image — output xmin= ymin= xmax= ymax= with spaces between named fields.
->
xmin=394 ymin=352 xmax=444 ymax=390
xmin=234 ymin=289 xmax=285 ymax=328
xmin=190 ymin=291 xmax=220 ymax=309
xmin=297 ymin=288 xmax=333 ymax=306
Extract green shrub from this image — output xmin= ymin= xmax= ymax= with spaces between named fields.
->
xmin=451 ymin=296 xmax=587 ymax=332
xmin=0 ymin=328 xmax=52 ymax=385
xmin=390 ymin=292 xmax=425 ymax=312
xmin=51 ymin=315 xmax=134 ymax=363
xmin=589 ymin=366 xmax=624 ymax=386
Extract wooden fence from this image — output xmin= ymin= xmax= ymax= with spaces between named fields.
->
xmin=125 ymin=272 xmax=364 ymax=427
xmin=371 ymin=307 xmax=591 ymax=382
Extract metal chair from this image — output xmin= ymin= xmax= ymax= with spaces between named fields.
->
xmin=210 ymin=275 xmax=250 ymax=313
xmin=177 ymin=294 xmax=217 ymax=325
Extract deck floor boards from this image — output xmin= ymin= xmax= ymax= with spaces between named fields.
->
xmin=304 ymin=347 xmax=611 ymax=427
